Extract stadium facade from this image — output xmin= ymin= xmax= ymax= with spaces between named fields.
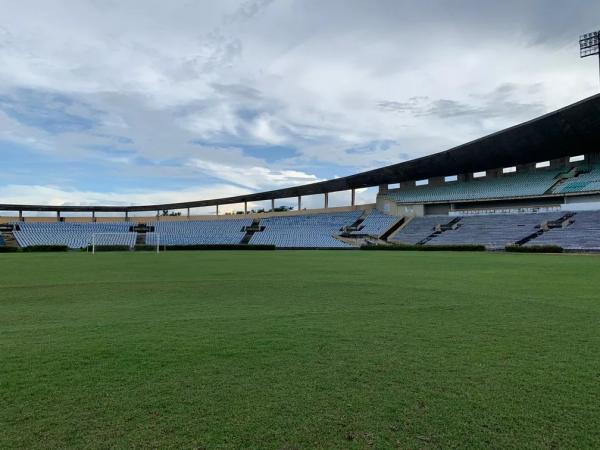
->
xmin=2 ymin=94 xmax=600 ymax=251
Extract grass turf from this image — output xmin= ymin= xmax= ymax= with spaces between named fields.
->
xmin=1 ymin=251 xmax=599 ymax=449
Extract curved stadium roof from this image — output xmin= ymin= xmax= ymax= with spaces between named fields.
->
xmin=2 ymin=93 xmax=600 ymax=213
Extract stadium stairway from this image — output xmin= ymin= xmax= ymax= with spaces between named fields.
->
xmin=0 ymin=224 xmax=20 ymax=248
xmin=342 ymin=210 xmax=370 ymax=233
xmin=131 ymin=223 xmax=152 ymax=245
xmin=240 ymin=219 xmax=264 ymax=244
xmin=418 ymin=217 xmax=462 ymax=245
xmin=545 ymin=166 xmax=580 ymax=194
xmin=380 ymin=216 xmax=407 ymax=241
xmin=515 ymin=212 xmax=576 ymax=246
xmin=385 ymin=216 xmax=413 ymax=241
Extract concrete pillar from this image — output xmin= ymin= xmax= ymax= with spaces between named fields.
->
xmin=244 ymin=201 xmax=248 ymax=214
xmin=216 ymin=205 xmax=219 ymax=216
xmin=125 ymin=211 xmax=129 ymax=222
xmin=156 ymin=210 xmax=160 ymax=221
xmin=187 ymin=208 xmax=190 ymax=219
xmin=324 ymin=192 xmax=329 ymax=209
xmin=517 ymin=162 xmax=536 ymax=172
xmin=18 ymin=210 xmax=23 ymax=222
xmin=92 ymin=211 xmax=96 ymax=223
xmin=378 ymin=184 xmax=389 ymax=194
xmin=351 ymin=189 xmax=355 ymax=206
xmin=271 ymin=199 xmax=275 ymax=211
xmin=486 ymin=168 xmax=502 ymax=178
xmin=458 ymin=173 xmax=474 ymax=182
xmin=56 ymin=211 xmax=61 ymax=222
xmin=429 ymin=176 xmax=445 ymax=186
xmin=550 ymin=157 xmax=569 ymax=169
xmin=297 ymin=196 xmax=302 ymax=211
xmin=588 ymin=152 xmax=600 ymax=164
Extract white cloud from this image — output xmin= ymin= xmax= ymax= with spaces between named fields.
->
xmin=187 ymin=158 xmax=320 ymax=190
xmin=0 ymin=183 xmax=246 ymax=209
xmin=0 ymin=0 xmax=599 ymax=205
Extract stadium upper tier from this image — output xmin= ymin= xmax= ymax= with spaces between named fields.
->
xmin=380 ymin=164 xmax=600 ymax=204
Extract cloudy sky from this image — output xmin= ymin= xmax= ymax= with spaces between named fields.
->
xmin=1 ymin=0 xmax=599 ymax=212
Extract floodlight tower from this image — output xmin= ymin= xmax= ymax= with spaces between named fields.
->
xmin=580 ymin=30 xmax=600 ymax=87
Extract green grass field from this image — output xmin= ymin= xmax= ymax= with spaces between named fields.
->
xmin=1 ymin=251 xmax=599 ymax=449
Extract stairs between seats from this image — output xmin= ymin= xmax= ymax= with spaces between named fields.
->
xmin=417 ymin=217 xmax=462 ymax=245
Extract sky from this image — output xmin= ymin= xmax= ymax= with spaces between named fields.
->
xmin=1 ymin=0 xmax=599 ymax=213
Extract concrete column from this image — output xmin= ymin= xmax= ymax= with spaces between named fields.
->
xmin=486 ymin=168 xmax=502 ymax=178
xmin=216 ymin=205 xmax=219 ymax=216
xmin=324 ymin=192 xmax=329 ymax=209
xmin=378 ymin=184 xmax=389 ymax=194
xmin=92 ymin=211 xmax=96 ymax=222
xmin=156 ymin=210 xmax=160 ymax=221
xmin=550 ymin=157 xmax=569 ymax=169
xmin=244 ymin=201 xmax=248 ymax=214
xmin=516 ymin=162 xmax=536 ymax=172
xmin=187 ymin=208 xmax=190 ymax=219
xmin=125 ymin=211 xmax=129 ymax=222
xmin=429 ymin=176 xmax=445 ymax=186
xmin=56 ymin=211 xmax=61 ymax=222
xmin=18 ymin=210 xmax=23 ymax=222
xmin=297 ymin=196 xmax=302 ymax=211
xmin=588 ymin=152 xmax=600 ymax=164
xmin=351 ymin=189 xmax=355 ymax=206
xmin=271 ymin=199 xmax=275 ymax=211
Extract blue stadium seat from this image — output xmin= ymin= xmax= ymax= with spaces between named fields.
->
xmin=13 ymin=222 xmax=135 ymax=249
xmin=147 ymin=218 xmax=252 ymax=245
xmin=350 ymin=211 xmax=399 ymax=237
xmin=383 ymin=168 xmax=564 ymax=203
xmin=250 ymin=211 xmax=362 ymax=248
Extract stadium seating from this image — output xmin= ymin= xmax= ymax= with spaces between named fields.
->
xmin=526 ymin=210 xmax=600 ymax=250
xmin=383 ymin=168 xmax=563 ymax=203
xmin=553 ymin=164 xmax=600 ymax=194
xmin=391 ymin=213 xmax=567 ymax=248
xmin=389 ymin=216 xmax=447 ymax=245
xmin=13 ymin=222 xmax=135 ymax=249
xmin=0 ymin=235 xmax=5 ymax=246
xmin=427 ymin=213 xmax=563 ymax=249
xmin=250 ymin=211 xmax=362 ymax=248
xmin=350 ymin=211 xmax=399 ymax=237
xmin=147 ymin=219 xmax=252 ymax=245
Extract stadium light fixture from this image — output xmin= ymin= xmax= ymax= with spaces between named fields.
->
xmin=580 ymin=30 xmax=600 ymax=86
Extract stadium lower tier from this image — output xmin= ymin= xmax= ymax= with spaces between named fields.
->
xmin=5 ymin=209 xmax=600 ymax=250
xmin=390 ymin=210 xmax=600 ymax=250
xmin=146 ymin=218 xmax=252 ymax=246
xmin=13 ymin=222 xmax=136 ymax=249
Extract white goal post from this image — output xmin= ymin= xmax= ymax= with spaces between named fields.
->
xmin=90 ymin=233 xmax=160 ymax=254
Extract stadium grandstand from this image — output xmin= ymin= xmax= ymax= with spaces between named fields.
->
xmin=2 ymin=93 xmax=600 ymax=252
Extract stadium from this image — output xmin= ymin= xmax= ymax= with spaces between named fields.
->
xmin=2 ymin=4 xmax=600 ymax=450
xmin=2 ymin=94 xmax=600 ymax=251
